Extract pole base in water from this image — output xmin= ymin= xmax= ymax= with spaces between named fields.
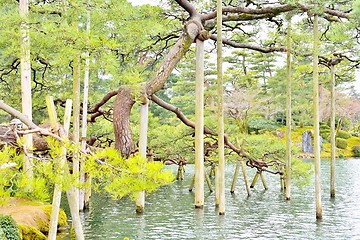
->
xmin=195 ymin=205 xmax=204 ymax=209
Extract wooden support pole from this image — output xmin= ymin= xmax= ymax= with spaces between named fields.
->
xmin=260 ymin=171 xmax=268 ymax=190
xmin=216 ymin=0 xmax=225 ymax=215
xmin=285 ymin=15 xmax=292 ymax=201
xmin=313 ymin=14 xmax=323 ymax=220
xmin=250 ymin=172 xmax=260 ymax=188
xmin=240 ymin=160 xmax=251 ymax=196
xmin=80 ymin=0 xmax=92 ymax=210
xmin=330 ymin=64 xmax=336 ymax=198
xmin=215 ymin=166 xmax=220 ymax=207
xmin=280 ymin=165 xmax=285 ymax=191
xmin=136 ymin=100 xmax=149 ymax=213
xmin=194 ymin=38 xmax=205 ymax=209
xmin=205 ymin=169 xmax=213 ymax=192
xmin=230 ymin=161 xmax=240 ymax=194
xmin=20 ymin=0 xmax=33 ymax=180
xmin=189 ymin=174 xmax=195 ymax=192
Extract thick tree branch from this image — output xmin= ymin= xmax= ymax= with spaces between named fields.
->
xmin=150 ymin=94 xmax=283 ymax=173
xmin=210 ymin=34 xmax=287 ymax=53
xmin=174 ymin=0 xmax=198 ymax=17
xmin=89 ymin=90 xmax=118 ymax=114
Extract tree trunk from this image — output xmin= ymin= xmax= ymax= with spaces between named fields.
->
xmin=113 ymin=87 xmax=135 ymax=157
xmin=216 ymin=0 xmax=225 ymax=215
xmin=194 ymin=38 xmax=205 ymax=209
xmin=313 ymin=14 xmax=323 ymax=220
xmin=285 ymin=16 xmax=292 ymax=201
xmin=113 ymin=22 xmax=200 ymax=156
xmin=19 ymin=0 xmax=33 ymax=179
xmin=330 ymin=64 xmax=336 ymax=198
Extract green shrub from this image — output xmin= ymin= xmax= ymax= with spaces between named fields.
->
xmin=336 ymin=138 xmax=348 ymax=149
xmin=0 ymin=215 xmax=21 ymax=240
xmin=336 ymin=130 xmax=352 ymax=139
xmin=352 ymin=145 xmax=360 ymax=157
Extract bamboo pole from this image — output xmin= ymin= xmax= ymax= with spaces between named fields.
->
xmin=72 ymin=53 xmax=81 ymax=210
xmin=216 ymin=0 xmax=225 ymax=215
xmin=46 ymin=96 xmax=72 ymax=240
xmin=230 ymin=161 xmax=240 ymax=194
xmin=19 ymin=0 xmax=33 ymax=179
xmin=240 ymin=160 xmax=251 ymax=196
xmin=260 ymin=172 xmax=268 ymax=190
xmin=313 ymin=14 xmax=323 ymax=220
xmin=250 ymin=172 xmax=260 ymax=188
xmin=280 ymin=165 xmax=285 ymax=191
xmin=80 ymin=0 xmax=92 ymax=210
xmin=215 ymin=166 xmax=220 ymax=207
xmin=194 ymin=38 xmax=205 ymax=209
xmin=189 ymin=174 xmax=195 ymax=192
xmin=330 ymin=64 xmax=336 ymax=198
xmin=136 ymin=100 xmax=149 ymax=213
xmin=285 ymin=16 xmax=292 ymax=201
xmin=205 ymin=169 xmax=213 ymax=192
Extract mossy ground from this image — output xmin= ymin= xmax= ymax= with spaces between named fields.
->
xmin=0 ymin=198 xmax=67 ymax=240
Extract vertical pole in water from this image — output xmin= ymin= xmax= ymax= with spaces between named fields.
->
xmin=136 ymin=99 xmax=149 ymax=213
xmin=250 ymin=172 xmax=260 ymax=188
xmin=195 ymin=38 xmax=205 ymax=209
xmin=240 ymin=160 xmax=251 ymax=196
xmin=330 ymin=64 xmax=336 ymax=198
xmin=216 ymin=0 xmax=225 ymax=215
xmin=313 ymin=14 xmax=323 ymax=220
xmin=285 ymin=15 xmax=292 ymax=201
xmin=260 ymin=172 xmax=268 ymax=190
xmin=230 ymin=161 xmax=240 ymax=194
xmin=215 ymin=166 xmax=220 ymax=207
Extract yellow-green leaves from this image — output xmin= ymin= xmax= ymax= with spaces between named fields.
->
xmin=87 ymin=147 xmax=174 ymax=201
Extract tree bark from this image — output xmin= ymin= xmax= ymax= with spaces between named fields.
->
xmin=113 ymin=23 xmax=200 ymax=156
xmin=113 ymin=87 xmax=135 ymax=157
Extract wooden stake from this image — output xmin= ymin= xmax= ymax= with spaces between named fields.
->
xmin=216 ymin=0 xmax=225 ymax=215
xmin=285 ymin=15 xmax=292 ymax=201
xmin=250 ymin=172 xmax=260 ymax=188
xmin=194 ymin=38 xmax=205 ymax=209
xmin=230 ymin=161 xmax=240 ymax=194
xmin=215 ymin=166 xmax=220 ymax=207
xmin=240 ymin=160 xmax=251 ymax=196
xmin=80 ymin=0 xmax=92 ymax=210
xmin=260 ymin=172 xmax=268 ymax=190
xmin=330 ymin=64 xmax=336 ymax=198
xmin=313 ymin=14 xmax=323 ymax=219
xmin=205 ymin=169 xmax=213 ymax=192
xmin=189 ymin=174 xmax=195 ymax=192
xmin=20 ymin=0 xmax=33 ymax=180
xmin=136 ymin=101 xmax=149 ymax=213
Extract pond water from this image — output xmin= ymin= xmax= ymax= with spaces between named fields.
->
xmin=60 ymin=158 xmax=360 ymax=239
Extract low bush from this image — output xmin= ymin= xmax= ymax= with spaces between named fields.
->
xmin=336 ymin=138 xmax=348 ymax=149
xmin=336 ymin=130 xmax=352 ymax=139
xmin=0 ymin=214 xmax=21 ymax=240
xmin=352 ymin=145 xmax=360 ymax=157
